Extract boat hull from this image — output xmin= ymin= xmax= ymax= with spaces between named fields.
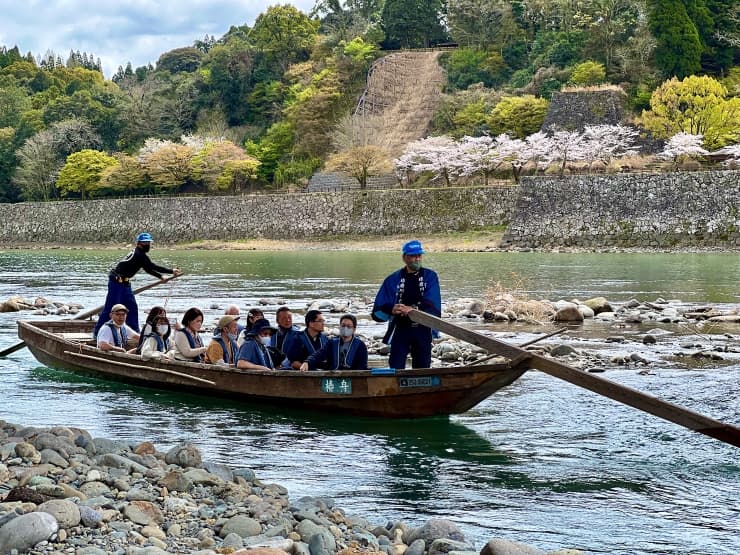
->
xmin=18 ymin=320 xmax=527 ymax=418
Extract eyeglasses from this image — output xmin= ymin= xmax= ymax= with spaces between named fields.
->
xmin=314 ymin=319 xmax=326 ymax=323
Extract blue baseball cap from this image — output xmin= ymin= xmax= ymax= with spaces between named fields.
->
xmin=402 ymin=240 xmax=424 ymax=255
xmin=136 ymin=232 xmax=153 ymax=242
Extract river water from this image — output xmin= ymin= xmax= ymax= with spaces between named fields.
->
xmin=0 ymin=249 xmax=738 ymax=554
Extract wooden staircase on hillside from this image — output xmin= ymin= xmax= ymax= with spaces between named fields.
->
xmin=353 ymin=51 xmax=445 ymax=155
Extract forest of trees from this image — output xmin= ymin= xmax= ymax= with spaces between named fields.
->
xmin=0 ymin=0 xmax=738 ymax=202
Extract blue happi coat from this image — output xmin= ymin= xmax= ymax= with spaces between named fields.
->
xmin=305 ymin=336 xmax=368 ymax=370
xmin=372 ymin=267 xmax=441 ymax=344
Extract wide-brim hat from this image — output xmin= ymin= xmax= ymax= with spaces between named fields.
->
xmin=218 ymin=314 xmax=240 ymax=329
xmin=246 ymin=318 xmax=277 ymax=336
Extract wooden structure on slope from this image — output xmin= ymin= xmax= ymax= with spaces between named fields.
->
xmin=353 ymin=51 xmax=446 ymax=155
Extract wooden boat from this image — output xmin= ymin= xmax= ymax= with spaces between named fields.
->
xmin=17 ymin=319 xmax=528 ymax=418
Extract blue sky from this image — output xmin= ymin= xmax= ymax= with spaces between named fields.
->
xmin=0 ymin=1 xmax=315 ymax=77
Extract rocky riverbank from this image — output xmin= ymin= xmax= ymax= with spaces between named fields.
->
xmin=0 ymin=420 xmax=583 ymax=555
xmin=4 ymin=293 xmax=740 ymax=372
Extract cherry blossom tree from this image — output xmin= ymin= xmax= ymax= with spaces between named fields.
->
xmin=659 ymin=132 xmax=708 ymax=167
xmin=524 ymin=132 xmax=555 ymax=175
xmin=394 ymin=136 xmax=461 ymax=186
xmin=548 ymin=131 xmax=587 ymax=175
xmin=136 ymin=138 xmax=176 ymax=161
xmin=581 ymin=124 xmax=640 ymax=171
xmin=455 ymin=135 xmax=501 ymax=185
xmin=714 ymin=143 xmax=740 ymax=168
xmin=495 ymin=134 xmax=529 ymax=183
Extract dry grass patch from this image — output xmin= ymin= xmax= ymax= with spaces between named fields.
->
xmin=559 ymin=84 xmax=626 ymax=93
xmin=484 ymin=272 xmax=554 ymax=323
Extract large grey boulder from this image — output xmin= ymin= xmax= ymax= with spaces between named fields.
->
xmin=405 ymin=519 xmax=465 ymax=544
xmin=554 ymin=306 xmax=584 ymax=322
xmin=582 ymin=297 xmax=613 ymax=315
xmin=219 ymin=514 xmax=262 ymax=538
xmin=165 ymin=443 xmax=202 ymax=468
xmin=0 ymin=511 xmax=59 ymax=553
xmin=37 ymin=498 xmax=81 ymax=528
xmin=480 ymin=538 xmax=545 ymax=555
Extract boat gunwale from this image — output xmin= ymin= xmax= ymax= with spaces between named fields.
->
xmin=18 ymin=319 xmax=521 ymax=378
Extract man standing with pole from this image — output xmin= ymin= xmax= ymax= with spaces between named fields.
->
xmin=372 ymin=240 xmax=441 ymax=369
xmin=93 ymin=232 xmax=181 ymax=338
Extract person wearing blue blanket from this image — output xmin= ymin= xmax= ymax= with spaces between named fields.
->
xmin=372 ymin=240 xmax=441 ymax=369
xmin=299 ymin=314 xmax=368 ymax=371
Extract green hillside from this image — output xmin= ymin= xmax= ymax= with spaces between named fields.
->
xmin=0 ymin=0 xmax=738 ymax=202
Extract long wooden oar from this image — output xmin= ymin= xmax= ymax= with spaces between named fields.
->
xmin=409 ymin=309 xmax=740 ymax=448
xmin=0 ymin=274 xmax=182 ymax=358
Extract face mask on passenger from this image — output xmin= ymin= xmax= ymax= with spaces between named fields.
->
xmin=227 ymin=332 xmax=238 ymax=341
xmin=408 ymin=261 xmax=421 ymax=272
xmin=339 ymin=326 xmax=354 ymax=337
xmin=260 ymin=335 xmax=271 ymax=345
xmin=157 ymin=324 xmax=169 ymax=335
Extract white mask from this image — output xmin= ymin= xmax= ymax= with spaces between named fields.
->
xmin=339 ymin=326 xmax=354 ymax=338
xmin=260 ymin=336 xmax=272 ymax=345
xmin=157 ymin=325 xmax=169 ymax=335
xmin=227 ymin=332 xmax=238 ymax=341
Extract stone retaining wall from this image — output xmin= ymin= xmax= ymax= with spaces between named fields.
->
xmin=306 ymin=172 xmax=398 ymax=192
xmin=0 ymin=186 xmax=517 ymax=244
xmin=502 ymin=170 xmax=740 ymax=248
xmin=1 ymin=171 xmax=738 ymax=248
xmin=542 ymin=89 xmax=628 ymax=132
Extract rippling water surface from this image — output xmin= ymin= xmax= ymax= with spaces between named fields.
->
xmin=0 ymin=249 xmax=738 ymax=554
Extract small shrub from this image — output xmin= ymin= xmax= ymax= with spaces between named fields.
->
xmin=484 ymin=273 xmax=554 ymax=323
xmin=568 ymin=61 xmax=606 ymax=87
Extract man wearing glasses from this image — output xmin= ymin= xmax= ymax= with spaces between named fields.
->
xmin=285 ymin=310 xmax=329 ymax=369
xmin=97 ymin=304 xmax=140 ymax=353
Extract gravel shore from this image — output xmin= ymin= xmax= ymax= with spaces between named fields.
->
xmin=0 ymin=420 xmax=584 ymax=555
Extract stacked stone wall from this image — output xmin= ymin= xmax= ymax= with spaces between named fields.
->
xmin=2 ymin=171 xmax=738 ymax=249
xmin=502 ymin=170 xmax=740 ymax=248
xmin=0 ymin=186 xmax=517 ymax=245
xmin=541 ymin=89 xmax=628 ymax=131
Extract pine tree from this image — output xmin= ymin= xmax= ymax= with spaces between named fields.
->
xmin=648 ymin=0 xmax=703 ymax=78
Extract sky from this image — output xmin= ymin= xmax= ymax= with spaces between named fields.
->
xmin=0 ymin=0 xmax=316 ymax=77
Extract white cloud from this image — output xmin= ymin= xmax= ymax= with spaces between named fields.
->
xmin=0 ymin=0 xmax=316 ymax=77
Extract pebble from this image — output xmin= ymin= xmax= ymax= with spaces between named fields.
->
xmin=0 ymin=418 xmax=589 ymax=555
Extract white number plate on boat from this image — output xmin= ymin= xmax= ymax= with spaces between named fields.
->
xmin=399 ymin=376 xmax=440 ymax=388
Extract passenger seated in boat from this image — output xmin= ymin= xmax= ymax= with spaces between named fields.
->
xmin=137 ymin=308 xmax=175 ymax=360
xmin=97 ymin=304 xmax=139 ymax=353
xmin=224 ymin=304 xmax=246 ymax=334
xmin=236 ymin=318 xmax=277 ymax=371
xmin=272 ymin=306 xmax=300 ymax=354
xmin=205 ymin=314 xmax=240 ymax=366
xmin=244 ymin=307 xmax=264 ymax=336
xmin=299 ymin=314 xmax=368 ymax=371
xmin=138 ymin=305 xmax=166 ymax=341
xmin=285 ymin=310 xmax=329 ymax=370
xmin=173 ymin=307 xmax=208 ymax=362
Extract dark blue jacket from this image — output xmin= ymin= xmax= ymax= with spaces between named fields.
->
xmin=305 ymin=337 xmax=368 ymax=370
xmin=372 ymin=267 xmax=441 ymax=344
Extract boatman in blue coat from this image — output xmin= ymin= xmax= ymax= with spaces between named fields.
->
xmin=372 ymin=240 xmax=441 ymax=369
xmin=93 ymin=232 xmax=181 ymax=338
